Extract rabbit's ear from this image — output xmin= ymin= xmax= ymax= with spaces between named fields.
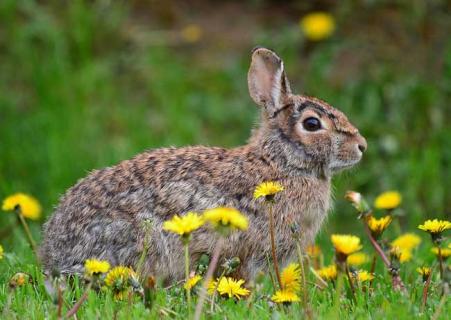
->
xmin=248 ymin=47 xmax=292 ymax=116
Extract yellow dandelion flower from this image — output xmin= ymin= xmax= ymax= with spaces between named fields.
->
xmin=84 ymin=259 xmax=110 ymax=276
xmin=306 ymin=245 xmax=321 ymax=258
xmin=184 ymin=274 xmax=202 ymax=290
xmin=331 ymin=234 xmax=362 ymax=257
xmin=272 ymin=289 xmax=300 ymax=303
xmin=0 ymin=245 xmax=3 ymax=260
xmin=317 ymin=265 xmax=337 ymax=281
xmin=390 ymin=247 xmax=412 ymax=263
xmin=105 ymin=266 xmax=137 ymax=292
xmin=203 ymin=207 xmax=248 ymax=231
xmin=9 ymin=272 xmax=30 ymax=288
xmin=300 ymin=12 xmax=335 ymax=41
xmin=281 ymin=263 xmax=301 ymax=292
xmin=351 ymin=270 xmax=374 ymax=282
xmin=2 ymin=193 xmax=42 ymax=220
xmin=347 ymin=252 xmax=369 ymax=266
xmin=253 ymin=181 xmax=284 ymax=201
xmin=416 ymin=266 xmax=432 ymax=282
xmin=366 ymin=215 xmax=392 ymax=237
xmin=418 ymin=219 xmax=451 ymax=235
xmin=391 ymin=233 xmax=421 ymax=251
xmin=163 ymin=212 xmax=204 ymax=237
xmin=215 ymin=277 xmax=250 ymax=299
xmin=431 ymin=247 xmax=451 ymax=259
xmin=374 ymin=191 xmax=402 ymax=210
xmin=181 ymin=24 xmax=202 ymax=43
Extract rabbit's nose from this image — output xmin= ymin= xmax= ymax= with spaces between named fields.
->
xmin=356 ymin=135 xmax=367 ymax=153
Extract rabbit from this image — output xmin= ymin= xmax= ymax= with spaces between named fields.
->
xmin=40 ymin=47 xmax=367 ymax=282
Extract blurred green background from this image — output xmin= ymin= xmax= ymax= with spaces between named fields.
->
xmin=0 ymin=0 xmax=450 ymax=249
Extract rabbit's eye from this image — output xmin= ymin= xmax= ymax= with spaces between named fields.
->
xmin=303 ymin=117 xmax=322 ymax=131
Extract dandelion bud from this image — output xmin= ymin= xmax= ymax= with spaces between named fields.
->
xmin=345 ymin=191 xmax=370 ymax=214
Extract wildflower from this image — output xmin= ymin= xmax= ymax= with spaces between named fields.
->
xmin=181 ymin=24 xmax=202 ymax=43
xmin=351 ymin=270 xmax=374 ymax=282
xmin=374 ymin=191 xmax=402 ymax=210
xmin=390 ymin=247 xmax=412 ymax=263
xmin=347 ymin=252 xmax=369 ymax=267
xmin=391 ymin=233 xmax=421 ymax=251
xmin=2 ymin=193 xmax=42 ymax=220
xmin=9 ymin=272 xmax=30 ymax=288
xmin=331 ymin=234 xmax=362 ymax=261
xmin=203 ymin=207 xmax=248 ymax=232
xmin=345 ymin=190 xmax=370 ymax=213
xmin=163 ymin=212 xmax=204 ymax=238
xmin=418 ymin=219 xmax=451 ymax=243
xmin=215 ymin=277 xmax=250 ymax=299
xmin=84 ymin=259 xmax=110 ymax=276
xmin=272 ymin=289 xmax=300 ymax=303
xmin=280 ymin=263 xmax=301 ymax=292
xmin=105 ymin=266 xmax=138 ymax=299
xmin=253 ymin=181 xmax=284 ymax=201
xmin=317 ymin=265 xmax=337 ymax=281
xmin=0 ymin=245 xmax=3 ymax=260
xmin=184 ymin=274 xmax=202 ymax=290
xmin=431 ymin=247 xmax=451 ymax=259
xmin=366 ymin=215 xmax=392 ymax=238
xmin=300 ymin=12 xmax=335 ymax=41
xmin=306 ymin=245 xmax=321 ymax=258
xmin=416 ymin=267 xmax=432 ymax=282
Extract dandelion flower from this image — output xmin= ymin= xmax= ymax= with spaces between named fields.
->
xmin=331 ymin=234 xmax=362 ymax=259
xmin=366 ymin=215 xmax=392 ymax=237
xmin=431 ymin=247 xmax=451 ymax=259
xmin=317 ymin=265 xmax=337 ymax=281
xmin=253 ymin=181 xmax=284 ymax=201
xmin=184 ymin=274 xmax=202 ymax=290
xmin=374 ymin=191 xmax=402 ymax=210
xmin=344 ymin=190 xmax=369 ymax=212
xmin=105 ymin=266 xmax=137 ymax=299
xmin=203 ymin=207 xmax=248 ymax=231
xmin=2 ymin=193 xmax=42 ymax=220
xmin=391 ymin=233 xmax=421 ymax=251
xmin=84 ymin=259 xmax=110 ymax=276
xmin=306 ymin=245 xmax=321 ymax=258
xmin=416 ymin=266 xmax=432 ymax=282
xmin=163 ymin=212 xmax=204 ymax=237
xmin=215 ymin=277 xmax=250 ymax=299
xmin=281 ymin=263 xmax=301 ymax=292
xmin=9 ymin=272 xmax=30 ymax=288
xmin=351 ymin=270 xmax=374 ymax=282
xmin=0 ymin=245 xmax=3 ymax=260
xmin=272 ymin=289 xmax=300 ymax=303
xmin=347 ymin=252 xmax=369 ymax=267
xmin=181 ymin=24 xmax=202 ymax=43
xmin=418 ymin=219 xmax=451 ymax=235
xmin=300 ymin=12 xmax=335 ymax=41
xmin=390 ymin=247 xmax=412 ymax=263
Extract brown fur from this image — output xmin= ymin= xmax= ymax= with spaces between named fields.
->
xmin=40 ymin=48 xmax=366 ymax=281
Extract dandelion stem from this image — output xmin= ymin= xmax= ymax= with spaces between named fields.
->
xmin=16 ymin=210 xmax=38 ymax=258
xmin=57 ymin=284 xmax=63 ymax=320
xmin=65 ymin=282 xmax=92 ymax=318
xmin=265 ymin=253 xmax=277 ymax=290
xmin=421 ymin=267 xmax=433 ymax=313
xmin=296 ymin=241 xmax=312 ymax=319
xmin=369 ymin=254 xmax=377 ymax=289
xmin=345 ymin=263 xmax=357 ymax=304
xmin=210 ymin=270 xmax=226 ymax=313
xmin=363 ymin=222 xmax=406 ymax=292
xmin=184 ymin=242 xmax=192 ymax=318
xmin=437 ymin=246 xmax=444 ymax=281
xmin=194 ymin=238 xmax=223 ymax=320
xmin=432 ymin=282 xmax=449 ymax=320
xmin=268 ymin=204 xmax=282 ymax=289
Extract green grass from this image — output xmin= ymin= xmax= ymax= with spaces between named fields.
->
xmin=0 ymin=0 xmax=450 ymax=319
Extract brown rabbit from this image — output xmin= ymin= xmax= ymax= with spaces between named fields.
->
xmin=40 ymin=47 xmax=366 ymax=281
